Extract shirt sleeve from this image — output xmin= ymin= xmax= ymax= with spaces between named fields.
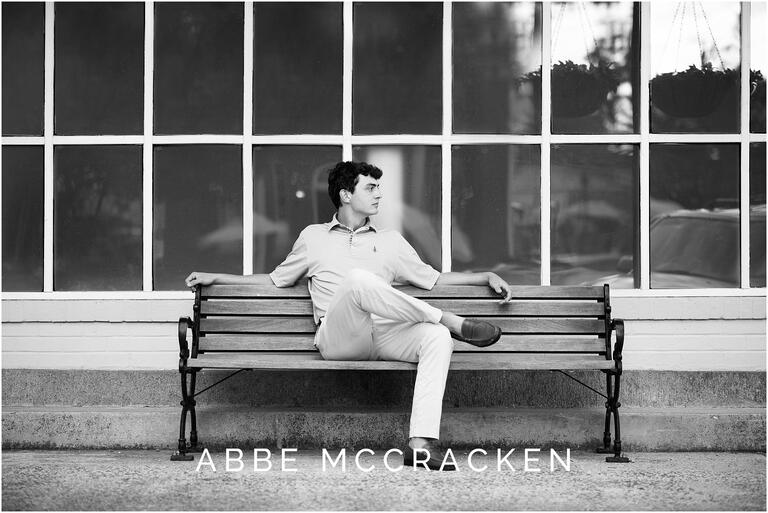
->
xmin=393 ymin=233 xmax=440 ymax=290
xmin=269 ymin=230 xmax=309 ymax=287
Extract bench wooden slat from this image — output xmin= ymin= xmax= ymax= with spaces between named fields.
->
xmin=198 ymin=334 xmax=606 ymax=353
xmin=200 ymin=317 xmax=605 ymax=334
xmin=191 ymin=352 xmax=614 ymax=370
xmin=201 ymin=299 xmax=605 ymax=317
xmin=201 ymin=284 xmax=605 ymax=300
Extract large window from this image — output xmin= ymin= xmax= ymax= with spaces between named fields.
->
xmin=1 ymin=2 xmax=765 ymax=293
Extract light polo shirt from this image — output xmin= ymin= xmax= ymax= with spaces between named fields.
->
xmin=269 ymin=215 xmax=440 ymax=323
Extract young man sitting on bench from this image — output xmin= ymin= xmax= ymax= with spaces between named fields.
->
xmin=185 ymin=161 xmax=513 ymax=471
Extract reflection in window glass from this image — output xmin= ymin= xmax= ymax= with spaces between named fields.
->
xmin=154 ymin=145 xmax=242 ymax=290
xmin=551 ymin=145 xmax=638 ymax=287
xmin=751 ymin=2 xmax=766 ymax=134
xmin=2 ymin=3 xmax=44 ymax=136
xmin=750 ymin=143 xmax=766 ymax=287
xmin=452 ymin=145 xmax=540 ymax=284
xmin=253 ymin=146 xmax=341 ymax=272
xmin=253 ymin=3 xmax=342 ymax=134
xmin=650 ymin=144 xmax=740 ymax=288
xmin=352 ymin=146 xmax=442 ymax=270
xmin=353 ymin=3 xmax=442 ymax=134
xmin=55 ymin=3 xmax=144 ymax=135
xmin=650 ymin=2 xmax=740 ymax=133
xmin=550 ymin=2 xmax=637 ymax=134
xmin=54 ymin=146 xmax=143 ymax=291
xmin=2 ymin=147 xmax=44 ymax=291
xmin=154 ymin=3 xmax=244 ymax=135
xmin=453 ymin=3 xmax=541 ymax=134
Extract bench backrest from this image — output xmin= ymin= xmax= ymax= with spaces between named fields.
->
xmin=191 ymin=282 xmax=612 ymax=360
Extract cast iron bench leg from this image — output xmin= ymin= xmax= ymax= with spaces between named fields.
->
xmin=596 ymin=372 xmax=613 ymax=454
xmin=170 ymin=369 xmax=196 ymax=461
xmin=605 ymin=373 xmax=631 ymax=463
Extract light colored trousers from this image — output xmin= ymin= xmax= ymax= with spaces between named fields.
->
xmin=314 ymin=268 xmax=454 ymax=439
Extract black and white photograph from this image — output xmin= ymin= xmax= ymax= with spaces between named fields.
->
xmin=1 ymin=0 xmax=766 ymax=510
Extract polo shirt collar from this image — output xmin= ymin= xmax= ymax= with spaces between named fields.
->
xmin=327 ymin=214 xmax=377 ymax=232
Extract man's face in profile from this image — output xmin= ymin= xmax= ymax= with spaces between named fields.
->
xmin=345 ymin=174 xmax=382 ymax=217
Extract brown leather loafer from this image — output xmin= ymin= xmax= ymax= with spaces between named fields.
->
xmin=403 ymin=440 xmax=457 ymax=471
xmin=451 ymin=319 xmax=502 ymax=347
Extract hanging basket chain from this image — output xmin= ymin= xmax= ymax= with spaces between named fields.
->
xmin=692 ymin=2 xmax=705 ymax=68
xmin=552 ymin=2 xmax=567 ymax=59
xmin=698 ymin=1 xmax=726 ymax=70
xmin=580 ymin=2 xmax=601 ymax=65
xmin=661 ymin=2 xmax=684 ymax=61
xmin=675 ymin=2 xmax=687 ymax=72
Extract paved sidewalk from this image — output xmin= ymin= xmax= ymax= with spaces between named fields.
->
xmin=1 ymin=449 xmax=765 ymax=510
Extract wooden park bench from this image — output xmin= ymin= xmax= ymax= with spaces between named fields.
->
xmin=173 ymin=282 xmax=629 ymax=463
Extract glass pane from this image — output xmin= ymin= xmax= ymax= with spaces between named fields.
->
xmin=55 ymin=3 xmax=144 ymax=135
xmin=650 ymin=2 xmax=740 ymax=133
xmin=751 ymin=2 xmax=766 ymax=133
xmin=551 ymin=145 xmax=638 ymax=287
xmin=54 ymin=146 xmax=143 ymax=291
xmin=153 ymin=145 xmax=242 ymax=290
xmin=2 ymin=146 xmax=44 ymax=291
xmin=750 ymin=143 xmax=766 ymax=287
xmin=452 ymin=145 xmax=540 ymax=284
xmin=352 ymin=146 xmax=442 ymax=270
xmin=2 ymin=3 xmax=44 ymax=136
xmin=550 ymin=2 xmax=637 ymax=134
xmin=453 ymin=3 xmax=541 ymax=134
xmin=650 ymin=144 xmax=740 ymax=288
xmin=154 ymin=3 xmax=244 ymax=135
xmin=253 ymin=3 xmax=342 ymax=134
xmin=253 ymin=146 xmax=342 ymax=272
xmin=353 ymin=3 xmax=442 ymax=134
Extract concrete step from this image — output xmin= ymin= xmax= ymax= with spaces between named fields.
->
xmin=2 ymin=406 xmax=764 ymax=452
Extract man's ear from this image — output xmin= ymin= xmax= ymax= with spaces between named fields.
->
xmin=340 ymin=189 xmax=351 ymax=203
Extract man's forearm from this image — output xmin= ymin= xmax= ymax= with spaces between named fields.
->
xmin=435 ymin=271 xmax=492 ymax=286
xmin=209 ymin=273 xmax=274 ymax=285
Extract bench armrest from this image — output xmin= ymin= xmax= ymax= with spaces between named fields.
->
xmin=611 ymin=319 xmax=625 ymax=372
xmin=178 ymin=317 xmax=193 ymax=368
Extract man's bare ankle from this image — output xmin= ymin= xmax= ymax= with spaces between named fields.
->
xmin=409 ymin=437 xmax=429 ymax=449
xmin=439 ymin=312 xmax=464 ymax=334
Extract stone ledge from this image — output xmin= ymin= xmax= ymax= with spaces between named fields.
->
xmin=2 ymin=406 xmax=764 ymax=452
xmin=3 ymin=369 xmax=765 ymax=408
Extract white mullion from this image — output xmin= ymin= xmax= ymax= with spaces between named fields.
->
xmin=740 ymin=1 xmax=750 ymax=288
xmin=448 ymin=134 xmax=542 ymax=144
xmin=349 ymin=135 xmax=444 ymax=145
xmin=0 ymin=137 xmax=45 ymax=145
xmin=342 ymin=0 xmax=353 ymax=160
xmin=53 ymin=136 xmax=145 ymax=145
xmin=150 ymin=135 xmax=244 ymax=145
xmin=441 ymin=0 xmax=452 ymax=272
xmin=550 ymin=134 xmax=641 ymax=144
xmin=647 ymin=133 xmax=744 ymax=143
xmin=639 ymin=1 xmax=651 ymax=290
xmin=250 ymin=135 xmax=344 ymax=145
xmin=243 ymin=2 xmax=254 ymax=275
xmin=143 ymin=0 xmax=154 ymax=291
xmin=749 ymin=134 xmax=767 ymax=143
xmin=540 ymin=2 xmax=551 ymax=286
xmin=43 ymin=2 xmax=54 ymax=292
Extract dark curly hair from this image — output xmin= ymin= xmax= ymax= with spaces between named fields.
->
xmin=327 ymin=161 xmax=383 ymax=209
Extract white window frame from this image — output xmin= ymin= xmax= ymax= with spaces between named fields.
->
xmin=2 ymin=0 xmax=766 ymax=301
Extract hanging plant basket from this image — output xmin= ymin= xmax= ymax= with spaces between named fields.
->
xmin=519 ymin=61 xmax=619 ymax=118
xmin=651 ymin=64 xmax=739 ymax=118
